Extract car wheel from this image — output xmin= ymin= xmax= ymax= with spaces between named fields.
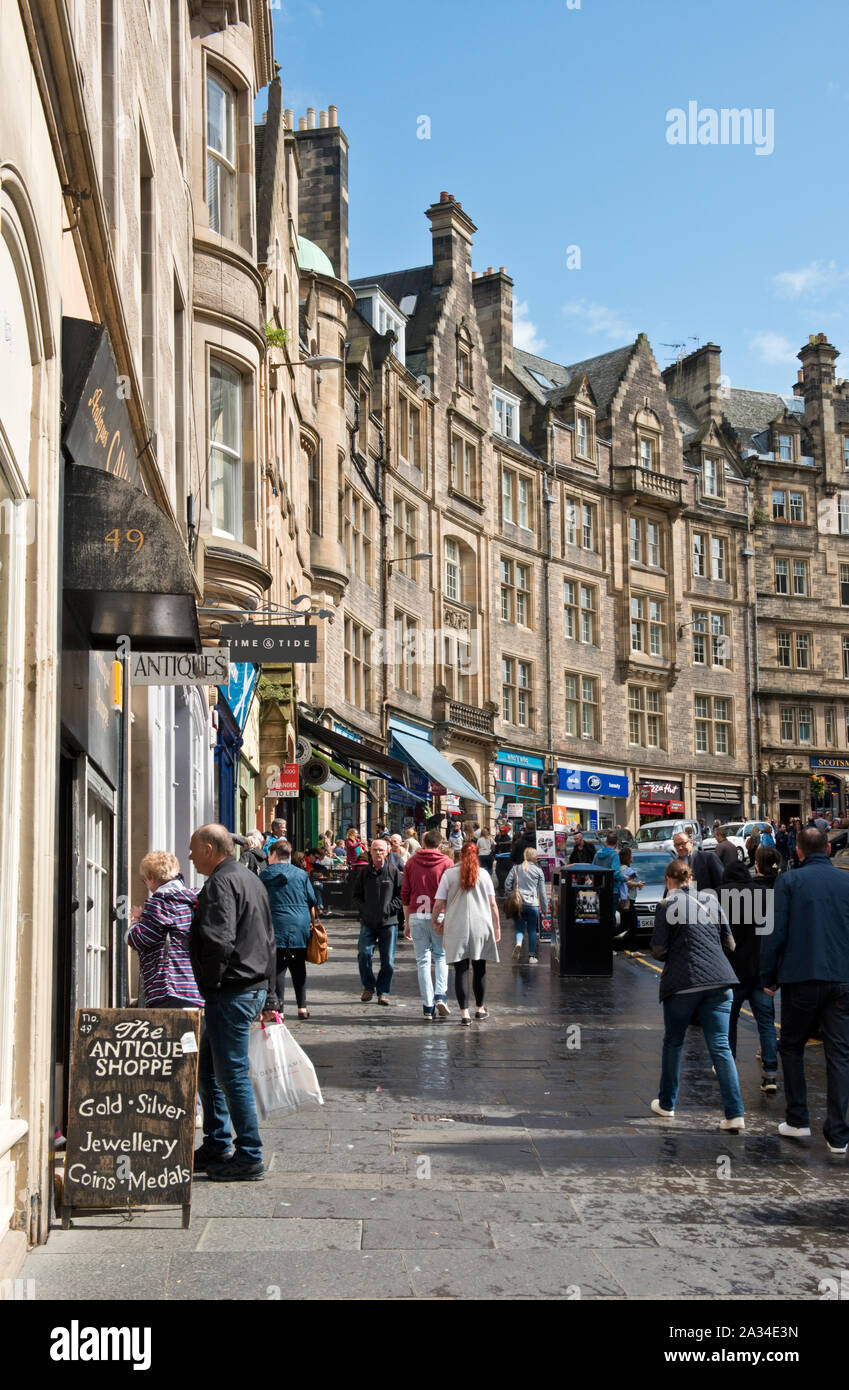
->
xmin=736 ymin=845 xmax=746 ymax=863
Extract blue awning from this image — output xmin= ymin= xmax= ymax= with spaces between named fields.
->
xmin=391 ymin=732 xmax=490 ymax=806
xmin=386 ymin=779 xmax=430 ymax=807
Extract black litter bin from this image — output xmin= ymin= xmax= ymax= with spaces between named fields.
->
xmin=552 ymin=865 xmax=615 ymax=976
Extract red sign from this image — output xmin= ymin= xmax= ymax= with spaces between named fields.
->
xmin=639 ymin=780 xmax=683 ymax=801
xmin=269 ymin=762 xmax=299 ymax=796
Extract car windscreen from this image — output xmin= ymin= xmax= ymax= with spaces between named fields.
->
xmin=631 ymin=853 xmax=675 ymax=882
xmin=635 ymin=824 xmax=680 ymax=843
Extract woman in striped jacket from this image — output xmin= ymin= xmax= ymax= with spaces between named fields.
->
xmin=128 ymin=851 xmax=204 ymax=1008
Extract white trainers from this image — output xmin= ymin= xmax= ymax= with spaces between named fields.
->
xmin=778 ymin=1122 xmax=812 ymax=1139
xmin=826 ymin=1141 xmax=848 ymax=1155
xmin=719 ymin=1116 xmax=745 ymax=1131
xmin=511 ymin=943 xmax=522 ymax=963
xmin=434 ymin=1000 xmax=450 ymax=1018
xmin=651 ymin=1099 xmax=674 ymax=1117
xmin=528 ymin=954 xmax=539 ymax=964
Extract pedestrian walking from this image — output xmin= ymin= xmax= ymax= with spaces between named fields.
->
xmin=402 ymin=828 xmax=454 ymax=1019
xmin=745 ymin=826 xmax=761 ymax=865
xmin=671 ymin=829 xmax=723 ymax=894
xmin=568 ymin=829 xmax=596 ymax=865
xmin=760 ymin=825 xmax=849 ymax=1153
xmin=260 ymin=839 xmax=317 ymax=1021
xmin=593 ymin=830 xmax=624 ymax=896
xmin=649 ymin=860 xmax=745 ymax=1130
xmin=238 ymin=831 xmax=267 ymax=876
xmin=712 ymin=825 xmax=739 ymax=873
xmin=476 ymin=825 xmax=494 ymax=874
xmin=720 ymin=856 xmax=779 ymax=1093
xmin=432 ymin=841 xmax=501 ymax=1025
xmin=505 ymin=847 xmax=549 ymax=964
xmin=264 ymin=818 xmax=286 ymax=849
xmin=404 ymin=825 xmax=421 ymax=857
xmin=448 ymin=822 xmax=463 ymax=852
xmin=189 ymin=824 xmax=279 ymax=1181
xmin=351 ymin=838 xmax=403 ymax=1005
xmin=616 ymin=846 xmax=644 ymax=949
xmin=128 ymin=851 xmax=203 ymax=1008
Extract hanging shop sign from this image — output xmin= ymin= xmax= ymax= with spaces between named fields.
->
xmin=130 ymin=651 xmax=230 ymax=686
xmin=62 ymin=319 xmax=141 ymax=488
xmin=219 ymin=625 xmax=317 ymax=662
xmin=61 ymin=1008 xmax=200 ymax=1228
xmin=267 ymin=763 xmax=300 ymax=796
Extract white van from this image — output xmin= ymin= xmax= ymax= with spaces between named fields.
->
xmin=634 ymin=819 xmax=703 ymax=853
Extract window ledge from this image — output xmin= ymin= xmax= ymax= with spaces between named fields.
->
xmin=0 ymin=1119 xmax=27 ymax=1158
xmin=447 ymin=488 xmax=485 ymax=513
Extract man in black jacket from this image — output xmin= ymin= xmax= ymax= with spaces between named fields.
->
xmin=568 ymin=830 xmax=596 ymax=865
xmin=189 ymin=823 xmax=279 ymax=1181
xmin=352 ymin=839 xmax=403 ymax=1005
xmin=672 ymin=830 xmax=723 ymax=895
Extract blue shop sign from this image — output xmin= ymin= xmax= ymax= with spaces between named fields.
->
xmin=810 ymin=756 xmax=849 ymax=771
xmin=496 ymin=750 xmax=546 ymax=770
xmin=333 ymin=720 xmax=362 ymax=743
xmin=558 ymin=768 xmax=629 ymax=797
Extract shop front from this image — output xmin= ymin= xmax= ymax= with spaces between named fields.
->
xmin=638 ymin=778 xmax=685 ymax=824
xmin=390 ymin=717 xmax=489 ymax=827
xmin=495 ymin=751 xmax=544 ymax=828
xmin=811 ymin=757 xmax=849 ymax=821
xmin=557 ymin=766 xmax=630 ymax=831
xmin=695 ymin=781 xmax=746 ymax=828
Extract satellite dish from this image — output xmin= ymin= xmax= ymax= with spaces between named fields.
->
xmin=295 ymin=737 xmax=312 ymax=766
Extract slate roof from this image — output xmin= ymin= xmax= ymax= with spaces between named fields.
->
xmin=722 ymin=388 xmax=802 ymax=452
xmin=670 ymin=398 xmax=702 ymax=439
xmin=349 ymin=267 xmax=439 ymax=356
xmin=514 ymin=343 xmax=636 ymax=418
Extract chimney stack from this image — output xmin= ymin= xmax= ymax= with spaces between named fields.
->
xmin=799 ymin=334 xmax=840 ymax=480
xmin=660 ymin=342 xmax=722 ymax=424
xmin=294 ymin=108 xmax=350 ymax=281
xmin=472 ymin=267 xmax=514 ymax=378
xmin=426 ymin=193 xmax=477 ymax=288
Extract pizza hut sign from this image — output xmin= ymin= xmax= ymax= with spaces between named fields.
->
xmin=639 ymin=780 xmax=683 ymax=801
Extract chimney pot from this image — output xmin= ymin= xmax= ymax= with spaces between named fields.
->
xmin=319 ymin=109 xmax=328 ymax=128
xmin=487 ymin=267 xmax=493 ymax=275
xmin=456 ymin=201 xmax=462 ymax=209
xmin=284 ymin=108 xmax=294 ymax=129
xmin=298 ymin=117 xmax=307 ymax=131
xmin=440 ymin=191 xmax=450 ymax=203
xmin=307 ymin=107 xmax=316 ymax=129
xmin=499 ymin=266 xmax=506 ymax=273
xmin=472 ymin=271 xmax=478 ymax=279
xmin=328 ymin=104 xmax=338 ymax=125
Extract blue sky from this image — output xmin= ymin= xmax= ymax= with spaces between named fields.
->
xmin=268 ymin=0 xmax=849 ymax=395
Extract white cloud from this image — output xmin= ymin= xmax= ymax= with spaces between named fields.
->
xmin=772 ymin=260 xmax=849 ymax=299
xmin=513 ymin=299 xmax=546 ymax=353
xmin=749 ymin=331 xmax=797 ymax=367
xmin=561 ymin=299 xmax=636 ymax=342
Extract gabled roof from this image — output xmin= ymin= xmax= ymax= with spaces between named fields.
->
xmin=514 ymin=343 xmax=636 ymax=417
xmin=546 ymin=372 xmax=598 ymax=411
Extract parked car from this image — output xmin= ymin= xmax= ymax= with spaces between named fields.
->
xmin=703 ymin=821 xmax=773 ymax=855
xmin=634 ymin=819 xmax=702 ymax=853
xmin=612 ymin=848 xmax=675 ymax=947
xmin=828 ymin=827 xmax=849 ymax=855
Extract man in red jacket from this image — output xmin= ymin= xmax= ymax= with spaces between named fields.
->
xmin=402 ymin=828 xmax=455 ymax=1020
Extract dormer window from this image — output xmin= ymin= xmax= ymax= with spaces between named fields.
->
xmin=493 ymin=388 xmax=520 ymax=441
xmin=354 ymin=288 xmax=406 ymax=360
xmin=576 ymin=413 xmax=592 ymax=460
xmin=778 ymin=433 xmax=793 ymax=462
xmin=640 ymin=437 xmax=654 ymax=471
xmin=703 ymin=455 xmax=724 ymax=499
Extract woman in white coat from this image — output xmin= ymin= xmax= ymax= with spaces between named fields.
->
xmin=433 ymin=841 xmax=501 ymax=1025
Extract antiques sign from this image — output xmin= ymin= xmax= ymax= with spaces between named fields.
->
xmin=62 ymin=1008 xmax=200 ymax=1227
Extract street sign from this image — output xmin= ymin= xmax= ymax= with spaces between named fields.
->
xmin=219 ymin=625 xmax=318 ymax=662
xmin=130 ymin=651 xmax=230 ymax=685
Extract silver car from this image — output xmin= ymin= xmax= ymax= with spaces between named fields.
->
xmin=614 ymin=849 xmax=675 ymax=945
xmin=633 ymin=819 xmax=702 ymax=853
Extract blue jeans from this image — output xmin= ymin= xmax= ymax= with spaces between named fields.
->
xmin=410 ymin=914 xmax=448 ymax=1012
xmin=515 ymin=904 xmax=540 ymax=955
xmin=198 ymin=987 xmax=267 ymax=1163
xmin=357 ymin=923 xmax=397 ymax=995
xmin=659 ymin=988 xmax=744 ymax=1119
xmin=729 ymin=979 xmax=778 ymax=1071
xmin=780 ymin=981 xmax=849 ymax=1146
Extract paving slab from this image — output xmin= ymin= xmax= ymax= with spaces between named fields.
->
xmin=195 ymin=1217 xmax=363 ymax=1252
xmin=403 ymin=1248 xmax=626 ymax=1299
xmin=165 ymin=1250 xmax=410 ymax=1300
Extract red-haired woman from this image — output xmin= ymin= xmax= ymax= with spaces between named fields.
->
xmin=432 ymin=841 xmax=501 ymax=1025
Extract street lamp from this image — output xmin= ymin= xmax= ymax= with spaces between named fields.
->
xmin=385 ymin=550 xmax=432 ymax=575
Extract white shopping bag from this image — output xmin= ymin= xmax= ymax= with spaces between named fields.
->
xmin=249 ymin=1019 xmax=324 ymax=1118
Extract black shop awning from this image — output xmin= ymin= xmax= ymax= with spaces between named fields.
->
xmin=298 ymin=714 xmax=408 ymax=783
xmin=63 ymin=464 xmax=200 ymax=652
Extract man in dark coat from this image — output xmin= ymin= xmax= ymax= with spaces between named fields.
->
xmin=672 ymin=829 xmax=723 ymax=895
xmin=351 ymin=839 xmax=403 ymax=1005
xmin=761 ymin=826 xmax=849 ymax=1153
xmin=568 ymin=830 xmax=596 ymax=865
xmin=189 ymin=823 xmax=279 ymax=1181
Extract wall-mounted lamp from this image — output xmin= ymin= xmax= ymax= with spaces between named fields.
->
xmin=386 ymin=550 xmax=432 ymax=575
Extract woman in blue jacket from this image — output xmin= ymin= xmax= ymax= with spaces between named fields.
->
xmin=260 ymin=840 xmax=318 ymax=1020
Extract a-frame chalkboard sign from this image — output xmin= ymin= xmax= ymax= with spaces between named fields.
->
xmin=61 ymin=1007 xmax=201 ymax=1229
